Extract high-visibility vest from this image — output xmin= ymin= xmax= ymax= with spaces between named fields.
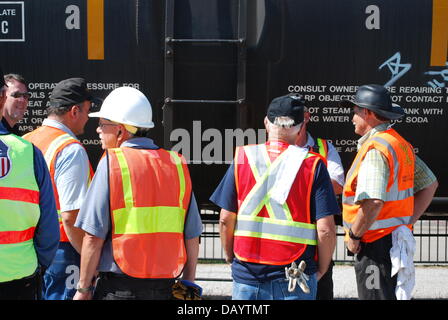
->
xmin=0 ymin=134 xmax=40 ymax=282
xmin=233 ymin=144 xmax=320 ymax=265
xmin=342 ymin=128 xmax=415 ymax=243
xmin=23 ymin=126 xmax=94 ymax=242
xmin=312 ymin=138 xmax=328 ymax=160
xmin=108 ymin=147 xmax=192 ymax=278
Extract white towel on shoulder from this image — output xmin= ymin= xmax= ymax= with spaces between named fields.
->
xmin=270 ymin=145 xmax=308 ymax=205
xmin=390 ymin=225 xmax=416 ymax=300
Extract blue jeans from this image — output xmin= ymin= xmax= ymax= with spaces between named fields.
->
xmin=42 ymin=242 xmax=80 ymax=300
xmin=232 ymin=274 xmax=317 ymax=300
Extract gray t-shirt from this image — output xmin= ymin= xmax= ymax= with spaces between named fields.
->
xmin=75 ymin=137 xmax=203 ymax=273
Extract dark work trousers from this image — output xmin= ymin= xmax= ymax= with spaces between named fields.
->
xmin=93 ymin=272 xmax=175 ymax=300
xmin=354 ymin=234 xmax=397 ymax=300
xmin=316 ymin=260 xmax=334 ymax=300
xmin=0 ymin=270 xmax=41 ymax=300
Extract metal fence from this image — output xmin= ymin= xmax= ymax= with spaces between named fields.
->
xmin=198 ymin=212 xmax=448 ymax=265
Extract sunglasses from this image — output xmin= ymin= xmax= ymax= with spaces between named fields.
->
xmin=10 ymin=91 xmax=31 ymax=99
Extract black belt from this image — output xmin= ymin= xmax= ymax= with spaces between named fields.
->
xmin=100 ymin=272 xmax=174 ymax=284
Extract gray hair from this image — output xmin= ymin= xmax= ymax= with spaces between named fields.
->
xmin=266 ymin=117 xmax=302 ymax=140
xmin=273 ymin=116 xmax=296 ymax=128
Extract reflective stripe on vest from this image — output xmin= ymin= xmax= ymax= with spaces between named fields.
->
xmin=24 ymin=126 xmax=93 ymax=242
xmin=235 ymin=145 xmax=317 ymax=245
xmin=108 ymin=147 xmax=191 ymax=278
xmin=236 ymin=215 xmax=317 ymax=245
xmin=343 ymin=216 xmax=412 ymax=231
xmin=314 ymin=138 xmax=328 ymax=159
xmin=0 ymin=135 xmax=40 ymax=282
xmin=342 ymin=129 xmax=414 ymax=242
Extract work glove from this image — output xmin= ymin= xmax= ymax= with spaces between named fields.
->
xmin=172 ymin=280 xmax=203 ymax=300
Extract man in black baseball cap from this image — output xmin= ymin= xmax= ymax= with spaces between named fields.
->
xmin=267 ymin=93 xmax=305 ymax=128
xmin=209 ymin=93 xmax=338 ymax=300
xmin=23 ymin=77 xmax=97 ymax=300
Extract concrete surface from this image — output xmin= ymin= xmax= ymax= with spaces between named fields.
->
xmin=196 ymin=264 xmax=448 ymax=300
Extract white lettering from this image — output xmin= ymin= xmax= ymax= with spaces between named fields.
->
xmin=1 ymin=21 xmax=8 ymax=34
xmin=0 ymin=9 xmax=16 ymax=16
xmin=365 ymin=5 xmax=380 ymax=30
xmin=65 ymin=5 xmax=80 ymax=30
xmin=177 ymin=304 xmax=211 ymax=317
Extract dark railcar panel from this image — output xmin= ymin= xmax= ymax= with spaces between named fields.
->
xmin=1 ymin=0 xmax=446 ymax=209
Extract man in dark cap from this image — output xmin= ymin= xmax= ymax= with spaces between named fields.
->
xmin=0 ymin=66 xmax=59 ymax=300
xmin=340 ymin=84 xmax=438 ymax=300
xmin=210 ymin=94 xmax=339 ymax=300
xmin=23 ymin=78 xmax=97 ymax=300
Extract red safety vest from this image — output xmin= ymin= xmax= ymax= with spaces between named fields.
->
xmin=23 ymin=125 xmax=94 ymax=242
xmin=342 ymin=128 xmax=415 ymax=243
xmin=108 ymin=147 xmax=192 ymax=278
xmin=233 ymin=143 xmax=321 ymax=265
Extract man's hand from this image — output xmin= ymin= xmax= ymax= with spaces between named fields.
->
xmin=73 ymin=291 xmax=93 ymax=300
xmin=347 ymin=238 xmax=361 ymax=255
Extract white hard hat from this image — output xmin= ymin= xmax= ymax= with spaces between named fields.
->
xmin=89 ymin=86 xmax=154 ymax=128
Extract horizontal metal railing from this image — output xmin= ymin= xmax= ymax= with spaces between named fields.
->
xmin=198 ymin=214 xmax=448 ymax=265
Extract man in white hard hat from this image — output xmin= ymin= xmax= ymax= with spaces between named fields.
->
xmin=73 ymin=87 xmax=202 ymax=300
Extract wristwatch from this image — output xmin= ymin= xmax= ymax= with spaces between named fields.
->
xmin=76 ymin=283 xmax=94 ymax=293
xmin=349 ymin=228 xmax=362 ymax=241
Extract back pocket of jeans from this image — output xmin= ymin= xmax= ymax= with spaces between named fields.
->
xmin=105 ymin=291 xmax=136 ymax=300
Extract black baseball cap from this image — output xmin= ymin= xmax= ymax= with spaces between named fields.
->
xmin=49 ymin=78 xmax=100 ymax=108
xmin=267 ymin=94 xmax=305 ymax=125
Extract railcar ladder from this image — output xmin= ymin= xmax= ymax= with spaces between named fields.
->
xmin=163 ymin=0 xmax=247 ymax=149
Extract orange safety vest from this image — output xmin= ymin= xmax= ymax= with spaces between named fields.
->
xmin=108 ymin=147 xmax=192 ymax=278
xmin=342 ymin=128 xmax=415 ymax=243
xmin=233 ymin=143 xmax=321 ymax=265
xmin=23 ymin=126 xmax=94 ymax=242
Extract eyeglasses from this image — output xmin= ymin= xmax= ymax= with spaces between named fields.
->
xmin=10 ymin=91 xmax=31 ymax=99
xmin=98 ymin=122 xmax=119 ymax=129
